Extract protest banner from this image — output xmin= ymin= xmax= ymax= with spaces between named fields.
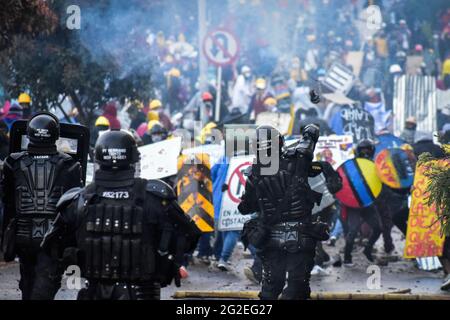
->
xmin=138 ymin=137 xmax=182 ymax=180
xmin=217 ymin=155 xmax=254 ymax=231
xmin=404 ymin=159 xmax=449 ymax=258
xmin=182 ymin=143 xmax=224 ymax=167
xmin=314 ymin=135 xmax=354 ymax=169
xmin=255 ymin=111 xmax=291 ymax=135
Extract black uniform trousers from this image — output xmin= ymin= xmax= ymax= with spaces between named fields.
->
xmin=259 ymin=247 xmax=315 ymax=300
xmin=18 ymin=249 xmax=61 ymax=300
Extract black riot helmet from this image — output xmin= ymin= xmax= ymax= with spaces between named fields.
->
xmin=94 ymin=129 xmax=140 ymax=169
xmin=356 ymin=139 xmax=375 ymax=160
xmin=254 ymin=125 xmax=284 ymax=158
xmin=26 ymin=112 xmax=60 ymax=146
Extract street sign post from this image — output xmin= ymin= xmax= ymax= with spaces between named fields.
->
xmin=203 ymin=29 xmax=240 ymax=122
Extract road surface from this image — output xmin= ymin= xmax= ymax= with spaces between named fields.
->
xmin=0 ymin=229 xmax=448 ymax=300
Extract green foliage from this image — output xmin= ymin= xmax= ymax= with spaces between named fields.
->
xmin=0 ymin=0 xmax=154 ymax=126
xmin=419 ymin=152 xmax=450 ymax=236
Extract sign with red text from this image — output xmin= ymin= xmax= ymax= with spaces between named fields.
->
xmin=404 ymin=159 xmax=449 ymax=258
xmin=218 ymin=155 xmax=253 ymax=231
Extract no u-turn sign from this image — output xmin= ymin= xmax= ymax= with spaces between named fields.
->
xmin=203 ymin=29 xmax=240 ymax=67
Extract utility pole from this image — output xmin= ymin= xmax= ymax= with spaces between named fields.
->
xmin=198 ymin=0 xmax=208 ymax=91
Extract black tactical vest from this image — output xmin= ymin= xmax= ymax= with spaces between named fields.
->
xmin=77 ymin=179 xmax=157 ymax=282
xmin=12 ymin=152 xmax=70 ymax=248
xmin=254 ymin=155 xmax=315 ymax=224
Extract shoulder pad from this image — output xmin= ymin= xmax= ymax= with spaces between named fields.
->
xmin=55 ymin=152 xmax=75 ymax=162
xmin=56 ymin=187 xmax=84 ymax=211
xmin=8 ymin=151 xmax=27 ymax=161
xmin=146 ymin=179 xmax=176 ymax=200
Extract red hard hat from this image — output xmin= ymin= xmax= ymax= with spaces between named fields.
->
xmin=202 ymin=92 xmax=213 ymax=101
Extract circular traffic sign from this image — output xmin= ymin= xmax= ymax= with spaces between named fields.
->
xmin=203 ymin=29 xmax=239 ymax=67
xmin=227 ymin=161 xmax=252 ymax=203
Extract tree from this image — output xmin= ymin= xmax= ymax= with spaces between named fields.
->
xmin=0 ymin=0 xmax=57 ymax=51
xmin=420 ymin=145 xmax=450 ymax=236
xmin=0 ymin=0 xmax=155 ymax=126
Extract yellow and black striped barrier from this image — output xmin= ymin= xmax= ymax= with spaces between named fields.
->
xmin=176 ymin=153 xmax=215 ymax=232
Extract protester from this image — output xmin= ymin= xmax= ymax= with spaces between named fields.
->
xmin=102 ymin=101 xmax=121 ymax=129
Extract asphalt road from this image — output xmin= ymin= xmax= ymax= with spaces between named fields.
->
xmin=0 ymin=229 xmax=448 ymax=300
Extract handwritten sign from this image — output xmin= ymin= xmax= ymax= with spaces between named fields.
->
xmin=340 ymin=104 xmax=375 ymax=142
xmin=404 ymin=159 xmax=449 ymax=258
xmin=139 ymin=137 xmax=182 ymax=179
xmin=218 ymin=155 xmax=253 ymax=231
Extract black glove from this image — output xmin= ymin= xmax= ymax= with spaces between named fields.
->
xmin=309 ymin=89 xmax=320 ymax=104
xmin=221 ymin=184 xmax=228 ymax=192
xmin=302 ymin=124 xmax=320 ymax=144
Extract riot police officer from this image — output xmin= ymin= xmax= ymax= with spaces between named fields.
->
xmin=239 ymin=124 xmax=328 ymax=300
xmin=1 ymin=112 xmax=83 ymax=300
xmin=41 ymin=129 xmax=200 ymax=300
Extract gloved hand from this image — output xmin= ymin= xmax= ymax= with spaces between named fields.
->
xmin=309 ymin=89 xmax=321 ymax=104
xmin=221 ymin=184 xmax=228 ymax=192
xmin=302 ymin=124 xmax=320 ymax=144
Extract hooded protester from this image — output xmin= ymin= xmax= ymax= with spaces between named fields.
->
xmin=127 ymin=102 xmax=147 ymax=130
xmin=412 ymin=131 xmax=445 ymax=159
xmin=249 ymin=78 xmax=273 ymax=118
xmin=3 ymin=103 xmax=23 ymax=132
xmin=102 ymin=101 xmax=121 ymax=130
xmin=400 ymin=117 xmax=417 ymax=145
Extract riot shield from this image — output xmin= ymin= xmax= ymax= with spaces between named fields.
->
xmin=9 ymin=120 xmax=90 ymax=184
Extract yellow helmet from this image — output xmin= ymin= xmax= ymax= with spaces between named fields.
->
xmin=168 ymin=68 xmax=181 ymax=78
xmin=255 ymin=78 xmax=266 ymax=90
xmin=147 ymin=110 xmax=160 ymax=122
xmin=149 ymin=99 xmax=162 ymax=110
xmin=18 ymin=93 xmax=31 ymax=104
xmin=264 ymin=97 xmax=277 ymax=106
xmin=95 ymin=116 xmax=110 ymax=127
xmin=197 ymin=122 xmax=218 ymax=144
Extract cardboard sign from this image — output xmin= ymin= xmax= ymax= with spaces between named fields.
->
xmin=406 ymin=56 xmax=424 ymax=75
xmin=182 ymin=143 xmax=224 ymax=168
xmin=218 ymin=155 xmax=254 ymax=231
xmin=404 ymin=159 xmax=449 ymax=258
xmin=346 ymin=51 xmax=364 ymax=78
xmin=255 ymin=112 xmax=292 ymax=135
xmin=340 ymin=104 xmax=376 ymax=142
xmin=322 ymin=62 xmax=355 ymax=94
xmin=314 ymin=135 xmax=354 ymax=169
xmin=139 ymin=137 xmax=182 ymax=179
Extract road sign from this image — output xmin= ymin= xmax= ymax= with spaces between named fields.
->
xmin=203 ymin=29 xmax=239 ymax=67
xmin=218 ymin=155 xmax=253 ymax=231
